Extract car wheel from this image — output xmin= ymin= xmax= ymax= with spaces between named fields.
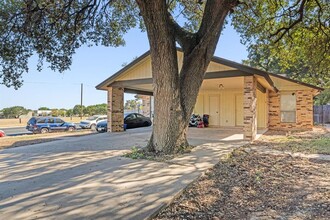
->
xmin=90 ymin=124 xmax=96 ymax=130
xmin=143 ymin=122 xmax=150 ymax=127
xmin=40 ymin=128 xmax=49 ymax=134
xmin=68 ymin=126 xmax=75 ymax=132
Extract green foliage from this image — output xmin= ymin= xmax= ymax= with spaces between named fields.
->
xmin=124 ymin=99 xmax=141 ymax=110
xmin=65 ymin=109 xmax=73 ymax=117
xmin=72 ymin=104 xmax=85 ymax=116
xmin=232 ymin=0 xmax=330 ymax=87
xmin=0 ymin=0 xmax=142 ymax=88
xmin=83 ymin=103 xmax=107 ymax=116
xmin=1 ymin=106 xmax=29 ymax=118
xmin=51 ymin=108 xmax=66 ymax=117
xmin=124 ymin=146 xmax=146 ymax=159
xmin=0 ymin=0 xmax=204 ymax=89
xmin=71 ymin=103 xmax=106 ymax=116
xmin=314 ymin=89 xmax=330 ymax=106
xmin=1 ymin=1 xmax=328 ymax=89
xmin=38 ymin=107 xmax=50 ymax=110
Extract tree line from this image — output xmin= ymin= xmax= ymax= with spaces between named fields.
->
xmin=0 ymin=104 xmax=107 ymax=119
xmin=0 ymin=99 xmax=144 ymax=119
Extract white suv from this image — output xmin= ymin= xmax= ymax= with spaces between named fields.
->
xmin=79 ymin=115 xmax=107 ymax=130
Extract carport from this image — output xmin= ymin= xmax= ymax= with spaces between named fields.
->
xmin=96 ymin=49 xmax=279 ymax=141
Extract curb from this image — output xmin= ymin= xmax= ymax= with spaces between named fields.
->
xmin=0 ymin=126 xmax=26 ymax=129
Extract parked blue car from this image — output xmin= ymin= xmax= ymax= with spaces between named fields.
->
xmin=26 ymin=116 xmax=76 ymax=134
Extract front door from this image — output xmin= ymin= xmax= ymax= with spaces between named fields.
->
xmin=235 ymin=94 xmax=243 ymax=126
xmin=209 ymin=95 xmax=220 ymax=126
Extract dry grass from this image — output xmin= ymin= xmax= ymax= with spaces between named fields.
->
xmin=252 ymin=127 xmax=330 ymax=155
xmin=0 ymin=130 xmax=95 ymax=149
xmin=155 ymin=149 xmax=330 ymax=220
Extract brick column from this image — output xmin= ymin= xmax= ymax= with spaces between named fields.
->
xmin=243 ymin=76 xmax=257 ymax=140
xmin=107 ymin=87 xmax=124 ymax=132
xmin=296 ymin=91 xmax=314 ymax=129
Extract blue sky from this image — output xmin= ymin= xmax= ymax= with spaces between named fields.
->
xmin=0 ymin=24 xmax=248 ymax=110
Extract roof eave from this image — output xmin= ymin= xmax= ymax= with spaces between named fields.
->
xmin=95 ymin=50 xmax=151 ymax=90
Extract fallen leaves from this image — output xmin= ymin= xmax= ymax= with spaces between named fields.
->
xmin=154 ymin=149 xmax=330 ymax=219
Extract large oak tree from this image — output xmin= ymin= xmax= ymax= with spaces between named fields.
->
xmin=232 ymin=0 xmax=330 ymax=87
xmin=0 ymin=0 xmax=328 ymax=154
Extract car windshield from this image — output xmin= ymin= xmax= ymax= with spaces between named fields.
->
xmin=86 ymin=116 xmax=98 ymax=121
xmin=27 ymin=117 xmax=37 ymax=124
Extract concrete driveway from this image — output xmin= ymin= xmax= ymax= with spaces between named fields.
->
xmin=0 ymin=127 xmax=247 ymax=220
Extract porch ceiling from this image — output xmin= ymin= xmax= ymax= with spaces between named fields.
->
xmin=119 ymin=76 xmax=270 ymax=95
xmin=120 ymin=77 xmax=245 ymax=94
xmin=201 ymin=77 xmax=244 ymax=90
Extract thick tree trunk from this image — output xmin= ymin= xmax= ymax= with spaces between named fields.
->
xmin=136 ymin=0 xmax=238 ymax=154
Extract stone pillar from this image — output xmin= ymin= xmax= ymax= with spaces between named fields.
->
xmin=296 ymin=90 xmax=314 ymax=129
xmin=107 ymin=87 xmax=124 ymax=132
xmin=243 ymin=76 xmax=257 ymax=141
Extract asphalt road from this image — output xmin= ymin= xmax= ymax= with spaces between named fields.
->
xmin=1 ymin=124 xmax=82 ymax=136
xmin=0 ymin=127 xmax=31 ymax=136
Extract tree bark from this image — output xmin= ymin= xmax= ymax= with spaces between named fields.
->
xmin=136 ymin=0 xmax=238 ymax=154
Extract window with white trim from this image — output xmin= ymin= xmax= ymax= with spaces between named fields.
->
xmin=280 ymin=93 xmax=296 ymax=123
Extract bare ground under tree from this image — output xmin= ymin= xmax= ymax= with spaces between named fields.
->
xmin=154 ymin=148 xmax=330 ymax=220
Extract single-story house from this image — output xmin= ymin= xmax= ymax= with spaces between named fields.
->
xmin=96 ymin=49 xmax=322 ymax=141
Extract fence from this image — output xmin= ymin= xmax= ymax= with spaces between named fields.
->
xmin=314 ymin=105 xmax=330 ymax=124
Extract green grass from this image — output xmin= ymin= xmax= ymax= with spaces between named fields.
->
xmin=124 ymin=146 xmax=148 ymax=159
xmin=272 ymin=136 xmax=330 ymax=155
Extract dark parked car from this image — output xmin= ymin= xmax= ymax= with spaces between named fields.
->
xmin=26 ymin=116 xmax=76 ymax=134
xmin=96 ymin=120 xmax=107 ymax=132
xmin=96 ymin=113 xmax=152 ymax=132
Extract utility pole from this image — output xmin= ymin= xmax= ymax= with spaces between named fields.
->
xmin=80 ymin=83 xmax=83 ymax=119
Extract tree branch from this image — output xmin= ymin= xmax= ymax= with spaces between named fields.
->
xmin=167 ymin=13 xmax=195 ymax=50
xmin=271 ymin=0 xmax=307 ymax=43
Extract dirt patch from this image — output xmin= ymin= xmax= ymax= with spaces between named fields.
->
xmin=124 ymin=145 xmax=195 ymax=162
xmin=154 ymin=149 xmax=330 ymax=220
xmin=0 ymin=131 xmax=95 ymax=149
xmin=249 ymin=127 xmax=330 ymax=155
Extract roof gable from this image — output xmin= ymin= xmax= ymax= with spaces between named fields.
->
xmin=96 ymin=49 xmax=323 ymax=93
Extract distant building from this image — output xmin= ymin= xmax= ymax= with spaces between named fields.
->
xmin=35 ymin=110 xmax=52 ymax=116
xmin=19 ymin=111 xmax=34 ymax=118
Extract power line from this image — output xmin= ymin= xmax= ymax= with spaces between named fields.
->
xmin=24 ymin=81 xmax=95 ymax=87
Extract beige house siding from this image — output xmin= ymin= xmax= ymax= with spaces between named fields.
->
xmin=268 ymin=90 xmax=314 ymax=130
xmin=257 ymin=89 xmax=268 ymax=128
xmin=194 ymin=89 xmax=243 ymax=127
xmin=117 ymin=57 xmax=152 ymax=81
xmin=194 ymin=88 xmax=268 ymax=128
xmin=270 ymin=76 xmax=314 ymax=91
xmin=116 ymin=52 xmax=236 ymax=82
xmin=194 ymin=89 xmax=243 ymax=126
